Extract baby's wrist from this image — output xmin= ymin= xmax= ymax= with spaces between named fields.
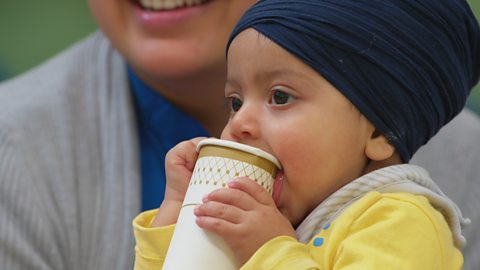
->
xmin=151 ymin=200 xmax=183 ymax=227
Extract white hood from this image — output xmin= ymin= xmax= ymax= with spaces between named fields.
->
xmin=296 ymin=164 xmax=469 ymax=248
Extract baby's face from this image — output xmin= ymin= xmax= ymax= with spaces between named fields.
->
xmin=221 ymin=29 xmax=376 ymax=226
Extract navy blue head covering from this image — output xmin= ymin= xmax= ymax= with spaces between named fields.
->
xmin=227 ymin=0 xmax=480 ymax=162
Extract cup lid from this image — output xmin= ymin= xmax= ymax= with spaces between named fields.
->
xmin=197 ymin=138 xmax=282 ymax=169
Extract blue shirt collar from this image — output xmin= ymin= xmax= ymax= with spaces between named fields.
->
xmin=128 ymin=67 xmax=209 ymax=210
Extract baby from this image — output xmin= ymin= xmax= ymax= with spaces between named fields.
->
xmin=134 ymin=0 xmax=480 ymax=269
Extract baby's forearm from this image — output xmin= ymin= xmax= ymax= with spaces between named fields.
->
xmin=151 ymin=200 xmax=182 ymax=227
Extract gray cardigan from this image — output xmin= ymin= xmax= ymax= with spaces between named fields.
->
xmin=0 ymin=31 xmax=479 ymax=270
xmin=0 ymin=32 xmax=139 ymax=269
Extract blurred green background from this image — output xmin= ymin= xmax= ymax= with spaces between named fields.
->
xmin=0 ymin=0 xmax=479 ymax=113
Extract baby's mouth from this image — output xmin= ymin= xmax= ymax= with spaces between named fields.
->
xmin=272 ymin=170 xmax=284 ymax=207
xmin=135 ymin=0 xmax=212 ymax=11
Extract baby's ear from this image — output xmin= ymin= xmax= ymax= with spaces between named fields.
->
xmin=365 ymin=129 xmax=396 ymax=161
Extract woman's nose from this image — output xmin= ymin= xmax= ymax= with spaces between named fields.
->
xmin=222 ymin=103 xmax=260 ymax=142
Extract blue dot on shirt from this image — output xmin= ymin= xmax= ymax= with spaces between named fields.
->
xmin=313 ymin=237 xmax=324 ymax=247
xmin=323 ymin=223 xmax=331 ymax=230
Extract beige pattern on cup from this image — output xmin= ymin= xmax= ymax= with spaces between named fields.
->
xmin=190 ymin=156 xmax=274 ymax=193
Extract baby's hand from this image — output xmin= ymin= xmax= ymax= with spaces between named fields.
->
xmin=194 ymin=177 xmax=296 ymax=266
xmin=163 ymin=137 xmax=206 ymax=203
xmin=152 ymin=137 xmax=206 ymax=227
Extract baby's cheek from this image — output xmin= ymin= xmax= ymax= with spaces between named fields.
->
xmin=219 ymin=125 xmax=233 ymax=140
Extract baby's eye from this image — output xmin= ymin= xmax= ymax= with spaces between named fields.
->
xmin=228 ymin=96 xmax=243 ymax=112
xmin=270 ymin=89 xmax=295 ymax=105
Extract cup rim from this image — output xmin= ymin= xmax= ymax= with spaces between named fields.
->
xmin=197 ymin=138 xmax=282 ymax=169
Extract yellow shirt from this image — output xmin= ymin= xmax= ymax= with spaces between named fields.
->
xmin=133 ymin=192 xmax=463 ymax=269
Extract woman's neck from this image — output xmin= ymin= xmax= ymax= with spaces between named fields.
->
xmin=137 ymin=67 xmax=229 ymax=137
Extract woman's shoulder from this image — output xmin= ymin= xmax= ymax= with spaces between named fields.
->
xmin=413 ymin=108 xmax=480 ymax=163
xmin=0 ymin=30 xmax=126 ymax=128
xmin=0 ymin=31 xmax=120 ymax=98
xmin=0 ymin=30 xmax=132 ymax=167
xmin=411 ymin=109 xmax=480 ymax=202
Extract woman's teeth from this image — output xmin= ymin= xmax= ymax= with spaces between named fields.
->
xmin=139 ymin=0 xmax=208 ymax=11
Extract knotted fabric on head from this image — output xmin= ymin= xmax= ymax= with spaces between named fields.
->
xmin=227 ymin=0 xmax=480 ymax=162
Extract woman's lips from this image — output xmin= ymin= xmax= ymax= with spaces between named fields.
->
xmin=272 ymin=170 xmax=284 ymax=207
xmin=137 ymin=0 xmax=210 ymax=11
xmin=132 ymin=0 xmax=213 ymax=29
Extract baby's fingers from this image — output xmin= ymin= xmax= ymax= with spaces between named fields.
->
xmin=194 ymin=201 xmax=242 ymax=224
xmin=227 ymin=177 xmax=275 ymax=206
xmin=195 ymin=213 xmax=237 ymax=238
xmin=203 ymin=186 xmax=258 ymax=211
xmin=166 ymin=137 xmax=207 ymax=171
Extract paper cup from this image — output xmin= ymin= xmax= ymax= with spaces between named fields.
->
xmin=162 ymin=138 xmax=281 ymax=270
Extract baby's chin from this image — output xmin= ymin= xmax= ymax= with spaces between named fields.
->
xmin=278 ymin=207 xmax=303 ymax=229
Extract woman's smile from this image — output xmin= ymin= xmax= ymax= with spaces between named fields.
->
xmin=135 ymin=0 xmax=212 ymax=11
